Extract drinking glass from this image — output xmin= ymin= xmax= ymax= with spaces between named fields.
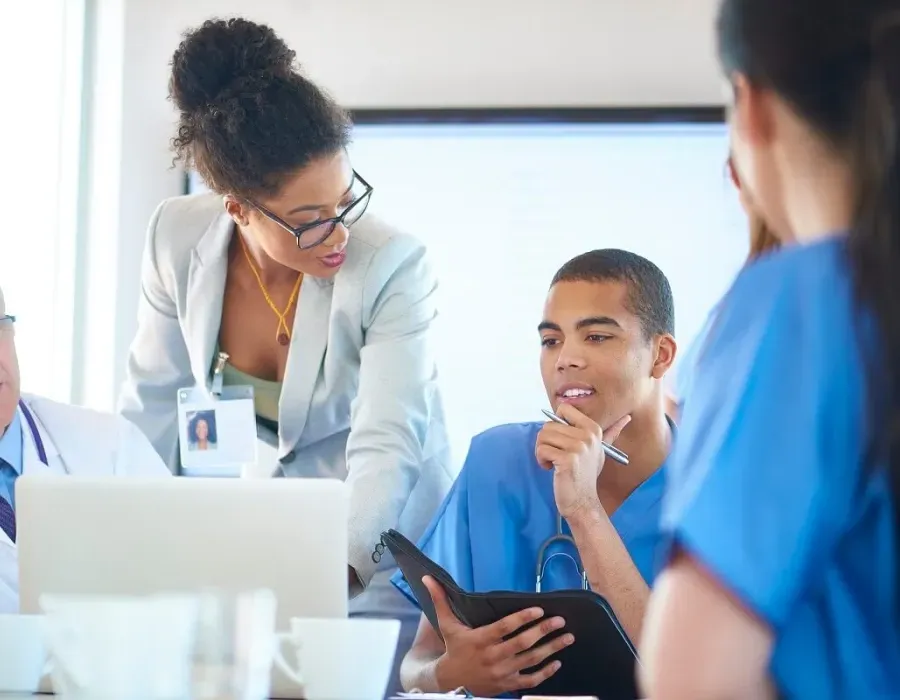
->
xmin=192 ymin=588 xmax=278 ymax=700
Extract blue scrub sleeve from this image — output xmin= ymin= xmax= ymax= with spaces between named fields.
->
xmin=661 ymin=258 xmax=860 ymax=630
xmin=391 ymin=464 xmax=475 ymax=608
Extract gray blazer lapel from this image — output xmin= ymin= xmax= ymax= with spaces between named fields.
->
xmin=277 ymin=277 xmax=332 ymax=457
xmin=185 ymin=212 xmax=232 ymax=387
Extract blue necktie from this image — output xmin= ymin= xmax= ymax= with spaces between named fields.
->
xmin=0 ymin=493 xmax=13 ymax=543
xmin=0 ymin=457 xmax=15 ymax=542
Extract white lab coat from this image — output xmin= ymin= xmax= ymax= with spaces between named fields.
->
xmin=0 ymin=393 xmax=170 ymax=613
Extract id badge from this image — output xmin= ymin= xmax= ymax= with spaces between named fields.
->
xmin=176 ymin=354 xmax=258 ymax=477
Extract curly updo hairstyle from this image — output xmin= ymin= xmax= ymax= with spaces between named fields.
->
xmin=169 ymin=17 xmax=352 ymax=199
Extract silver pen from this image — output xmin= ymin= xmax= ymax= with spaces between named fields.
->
xmin=541 ymin=408 xmax=630 ymax=465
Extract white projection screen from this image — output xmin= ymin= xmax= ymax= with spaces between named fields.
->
xmin=188 ymin=115 xmax=749 ymax=467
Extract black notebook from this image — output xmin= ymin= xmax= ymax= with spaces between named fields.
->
xmin=381 ymin=528 xmax=641 ymax=700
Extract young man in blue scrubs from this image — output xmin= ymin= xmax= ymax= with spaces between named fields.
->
xmin=393 ymin=249 xmax=677 ymax=696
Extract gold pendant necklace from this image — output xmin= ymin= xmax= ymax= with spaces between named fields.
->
xmin=239 ymin=234 xmax=303 ymax=346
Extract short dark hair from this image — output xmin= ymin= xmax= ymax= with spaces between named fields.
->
xmin=551 ymin=249 xmax=675 ymax=338
xmin=169 ymin=17 xmax=351 ymax=198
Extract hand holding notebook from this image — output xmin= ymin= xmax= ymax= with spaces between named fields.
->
xmin=381 ymin=529 xmax=641 ymax=700
xmin=420 ymin=575 xmax=574 ymax=697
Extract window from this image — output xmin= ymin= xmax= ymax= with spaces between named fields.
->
xmin=347 ymin=121 xmax=746 ymax=461
xmin=0 ymin=0 xmax=85 ymax=402
xmin=188 ymin=118 xmax=747 ymax=462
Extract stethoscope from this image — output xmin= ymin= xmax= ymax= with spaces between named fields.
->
xmin=18 ymin=399 xmax=49 ymax=466
xmin=534 ymin=512 xmax=589 ymax=593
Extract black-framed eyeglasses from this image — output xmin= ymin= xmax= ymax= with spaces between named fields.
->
xmin=249 ymin=170 xmax=373 ymax=250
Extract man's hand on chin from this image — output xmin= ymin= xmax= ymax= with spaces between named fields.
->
xmin=534 ymin=403 xmax=631 ymax=520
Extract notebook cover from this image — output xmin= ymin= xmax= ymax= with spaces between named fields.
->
xmin=382 ymin=529 xmax=640 ymax=700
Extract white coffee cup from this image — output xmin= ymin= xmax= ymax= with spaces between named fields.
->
xmin=0 ymin=614 xmax=48 ymax=693
xmin=273 ymin=618 xmax=400 ymax=700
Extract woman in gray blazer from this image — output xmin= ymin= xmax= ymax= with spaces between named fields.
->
xmin=117 ymin=17 xmax=454 ymax=684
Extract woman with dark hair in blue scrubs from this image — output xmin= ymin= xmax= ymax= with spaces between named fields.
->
xmin=641 ymin=0 xmax=900 ymax=698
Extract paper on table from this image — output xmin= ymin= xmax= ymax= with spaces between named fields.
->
xmin=392 ymin=695 xmax=603 ymax=700
xmin=391 ymin=695 xmax=485 ymax=700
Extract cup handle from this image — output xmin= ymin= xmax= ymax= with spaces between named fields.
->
xmin=273 ymin=632 xmax=305 ymax=688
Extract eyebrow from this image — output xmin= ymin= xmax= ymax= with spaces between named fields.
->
xmin=537 ymin=316 xmax=623 ymax=333
xmin=286 ymin=180 xmax=355 ymax=215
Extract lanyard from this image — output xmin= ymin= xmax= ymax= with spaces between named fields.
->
xmin=18 ymin=400 xmax=48 ymax=466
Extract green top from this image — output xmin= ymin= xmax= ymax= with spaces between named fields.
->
xmin=221 ymin=362 xmax=282 ymax=423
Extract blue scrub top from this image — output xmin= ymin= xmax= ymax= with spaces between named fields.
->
xmin=392 ymin=421 xmax=666 ymax=603
xmin=661 ymin=237 xmax=900 ymax=697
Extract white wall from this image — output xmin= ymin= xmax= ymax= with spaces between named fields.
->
xmin=79 ymin=0 xmax=724 ymax=410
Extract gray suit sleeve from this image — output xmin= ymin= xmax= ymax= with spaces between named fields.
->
xmin=117 ymin=200 xmax=193 ymax=473
xmin=344 ymin=234 xmax=443 ymax=585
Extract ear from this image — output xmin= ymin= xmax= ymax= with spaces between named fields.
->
xmin=730 ymin=73 xmax=778 ymax=148
xmin=223 ymin=195 xmax=250 ymax=227
xmin=727 ymin=155 xmax=740 ymax=190
xmin=650 ymin=334 xmax=677 ymax=380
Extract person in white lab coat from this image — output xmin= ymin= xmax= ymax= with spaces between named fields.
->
xmin=0 ymin=285 xmax=170 ymax=612
xmin=116 ymin=18 xmax=453 ymax=696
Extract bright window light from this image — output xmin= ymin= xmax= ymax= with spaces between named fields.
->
xmin=348 ymin=121 xmax=747 ymax=462
xmin=0 ymin=0 xmax=85 ymax=402
xmin=188 ymin=120 xmax=748 ymax=463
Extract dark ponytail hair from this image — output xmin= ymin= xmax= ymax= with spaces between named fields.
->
xmin=847 ymin=14 xmax=900 ymax=505
xmin=717 ymin=0 xmax=900 ymax=549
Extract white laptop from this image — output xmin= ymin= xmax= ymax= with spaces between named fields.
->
xmin=16 ymin=476 xmax=350 ymax=698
